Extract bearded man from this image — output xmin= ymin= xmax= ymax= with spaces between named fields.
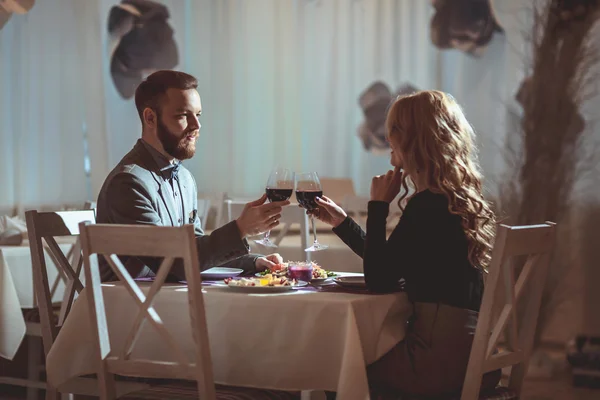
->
xmin=96 ymin=70 xmax=287 ymax=282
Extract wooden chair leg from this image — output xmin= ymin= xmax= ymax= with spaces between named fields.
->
xmin=45 ymin=384 xmax=61 ymax=400
xmin=27 ymin=335 xmax=41 ymax=400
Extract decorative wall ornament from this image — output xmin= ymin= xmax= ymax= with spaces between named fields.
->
xmin=0 ymin=0 xmax=35 ymax=30
xmin=108 ymin=0 xmax=179 ymax=99
xmin=357 ymin=82 xmax=419 ymax=154
xmin=430 ymin=0 xmax=503 ymax=56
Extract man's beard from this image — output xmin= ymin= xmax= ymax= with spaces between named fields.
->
xmin=156 ymin=116 xmax=197 ymax=160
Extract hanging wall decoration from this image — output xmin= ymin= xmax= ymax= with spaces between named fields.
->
xmin=430 ymin=0 xmax=504 ymax=56
xmin=0 ymin=0 xmax=35 ymax=30
xmin=108 ymin=0 xmax=179 ymax=99
xmin=357 ymin=82 xmax=419 ymax=154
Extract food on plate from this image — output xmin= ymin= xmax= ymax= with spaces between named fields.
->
xmin=224 ymin=276 xmax=297 ymax=287
xmin=255 ymin=261 xmax=337 ymax=280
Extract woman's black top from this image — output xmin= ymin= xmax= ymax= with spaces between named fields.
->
xmin=333 ymin=190 xmax=484 ymax=312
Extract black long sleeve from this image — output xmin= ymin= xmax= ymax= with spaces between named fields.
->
xmin=333 ymin=190 xmax=484 ymax=312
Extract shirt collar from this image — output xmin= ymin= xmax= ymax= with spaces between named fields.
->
xmin=140 ymin=139 xmax=181 ymax=180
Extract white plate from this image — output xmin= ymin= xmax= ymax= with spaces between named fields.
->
xmin=255 ymin=273 xmax=337 ymax=282
xmin=201 ymin=267 xmax=244 ymax=280
xmin=226 ymin=280 xmax=309 ymax=293
xmin=333 ymin=276 xmax=367 ymax=289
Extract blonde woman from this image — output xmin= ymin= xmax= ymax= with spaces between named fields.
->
xmin=313 ymin=91 xmax=500 ymax=397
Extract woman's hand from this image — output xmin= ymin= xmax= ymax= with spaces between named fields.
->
xmin=370 ymin=166 xmax=403 ymax=203
xmin=306 ymin=196 xmax=347 ymax=228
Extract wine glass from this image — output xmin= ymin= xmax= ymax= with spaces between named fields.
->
xmin=295 ymin=172 xmax=329 ymax=252
xmin=254 ymin=168 xmax=295 ymax=248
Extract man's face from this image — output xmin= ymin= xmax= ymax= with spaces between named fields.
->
xmin=155 ymin=88 xmax=202 ymax=160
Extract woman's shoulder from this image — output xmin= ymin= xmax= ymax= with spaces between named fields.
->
xmin=406 ymin=189 xmax=449 ymax=211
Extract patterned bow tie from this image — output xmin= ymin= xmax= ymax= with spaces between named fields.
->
xmin=167 ymin=162 xmax=181 ymax=181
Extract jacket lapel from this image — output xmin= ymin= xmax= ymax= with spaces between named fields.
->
xmin=133 ymin=140 xmax=176 ymax=226
xmin=157 ymin=179 xmax=177 ymax=226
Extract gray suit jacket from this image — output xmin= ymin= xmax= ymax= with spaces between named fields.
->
xmin=96 ymin=139 xmax=258 ymax=281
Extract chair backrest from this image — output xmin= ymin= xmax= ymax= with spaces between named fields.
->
xmin=25 ymin=209 xmax=97 ymax=358
xmin=342 ymin=195 xmax=403 ymax=230
xmin=461 ymin=221 xmax=557 ymax=400
xmin=342 ymin=195 xmax=369 ymax=228
xmin=196 ymin=198 xmax=211 ymax=229
xmin=225 ymin=199 xmax=311 ymax=260
xmin=320 ymin=178 xmax=356 ymax=206
xmin=79 ymin=223 xmax=215 ymax=400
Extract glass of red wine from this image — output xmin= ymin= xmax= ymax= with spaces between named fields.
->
xmin=254 ymin=168 xmax=295 ymax=248
xmin=295 ymin=172 xmax=329 ymax=252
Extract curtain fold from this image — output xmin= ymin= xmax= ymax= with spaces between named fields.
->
xmin=3 ymin=0 xmax=584 ymax=211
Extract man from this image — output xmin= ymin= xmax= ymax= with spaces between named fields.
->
xmin=96 ymin=70 xmax=288 ymax=281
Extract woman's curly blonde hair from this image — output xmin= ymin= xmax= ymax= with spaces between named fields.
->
xmin=386 ymin=90 xmax=496 ymax=271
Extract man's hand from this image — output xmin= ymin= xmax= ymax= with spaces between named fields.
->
xmin=255 ymin=253 xmax=284 ymax=272
xmin=235 ymin=194 xmax=290 ymax=238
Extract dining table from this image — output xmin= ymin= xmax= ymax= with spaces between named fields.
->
xmin=46 ymin=274 xmax=412 ymax=400
xmin=0 ymin=239 xmax=74 ymax=360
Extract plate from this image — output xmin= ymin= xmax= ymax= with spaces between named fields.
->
xmin=254 ymin=272 xmax=337 ymax=282
xmin=333 ymin=276 xmax=367 ymax=289
xmin=226 ymin=280 xmax=309 ymax=293
xmin=201 ymin=267 xmax=243 ymax=280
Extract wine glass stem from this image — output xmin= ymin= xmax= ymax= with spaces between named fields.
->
xmin=311 ymin=215 xmax=318 ymax=245
xmin=264 ymin=230 xmax=271 ymax=241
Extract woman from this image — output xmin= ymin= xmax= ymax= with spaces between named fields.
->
xmin=313 ymin=91 xmax=500 ymax=397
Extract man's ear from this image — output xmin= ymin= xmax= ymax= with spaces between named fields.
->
xmin=143 ymin=107 xmax=157 ymax=127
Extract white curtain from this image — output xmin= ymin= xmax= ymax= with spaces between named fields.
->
xmin=0 ymin=0 xmax=91 ymax=212
xmin=102 ymin=0 xmax=439 ymax=198
xmin=2 ymin=0 xmax=587 ymax=211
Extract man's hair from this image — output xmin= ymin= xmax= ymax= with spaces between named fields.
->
xmin=134 ymin=70 xmax=198 ymax=122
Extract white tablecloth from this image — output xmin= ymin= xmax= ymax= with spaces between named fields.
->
xmin=0 ymin=241 xmax=74 ymax=360
xmin=47 ymin=282 xmax=411 ymax=399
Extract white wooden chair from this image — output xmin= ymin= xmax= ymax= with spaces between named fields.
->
xmin=225 ymin=199 xmax=311 ymax=261
xmin=23 ymin=209 xmax=147 ymax=400
xmin=196 ymin=198 xmax=211 ymax=229
xmin=79 ymin=223 xmax=214 ymax=399
xmin=319 ymin=178 xmax=356 ymax=206
xmin=342 ymin=195 xmax=402 ymax=231
xmin=460 ymin=221 xmax=557 ymax=400
xmin=23 ymin=209 xmax=95 ymax=400
xmin=79 ymin=223 xmax=299 ymax=400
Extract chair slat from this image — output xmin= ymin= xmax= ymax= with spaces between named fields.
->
xmin=85 ymin=224 xmax=190 ymax=257
xmin=484 ymin=350 xmax=524 ymax=373
xmin=121 ymin=257 xmax=175 ymax=360
xmin=80 ymin=223 xmax=217 ymax=399
xmin=460 ymin=222 xmax=556 ymax=400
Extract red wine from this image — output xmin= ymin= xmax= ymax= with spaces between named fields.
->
xmin=266 ymin=188 xmax=293 ymax=202
xmin=296 ymin=190 xmax=322 ymax=210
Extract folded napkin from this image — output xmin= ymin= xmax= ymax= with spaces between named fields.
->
xmin=0 ymin=215 xmax=27 ymax=245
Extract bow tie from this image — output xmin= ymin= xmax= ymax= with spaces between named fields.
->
xmin=166 ymin=162 xmax=181 ymax=181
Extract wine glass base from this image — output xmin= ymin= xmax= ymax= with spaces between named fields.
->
xmin=305 ymin=243 xmax=329 ymax=252
xmin=254 ymin=239 xmax=278 ymax=248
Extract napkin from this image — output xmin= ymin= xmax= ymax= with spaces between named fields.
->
xmin=0 ymin=215 xmax=27 ymax=245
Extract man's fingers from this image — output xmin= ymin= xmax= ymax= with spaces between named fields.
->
xmin=247 ymin=194 xmax=267 ymax=207
xmin=262 ymin=200 xmax=290 ymax=212
xmin=262 ymin=207 xmax=283 ymax=220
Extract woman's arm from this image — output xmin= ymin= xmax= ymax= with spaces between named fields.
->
xmin=363 ymin=201 xmax=412 ymax=292
xmin=332 ymin=216 xmax=366 ymax=257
